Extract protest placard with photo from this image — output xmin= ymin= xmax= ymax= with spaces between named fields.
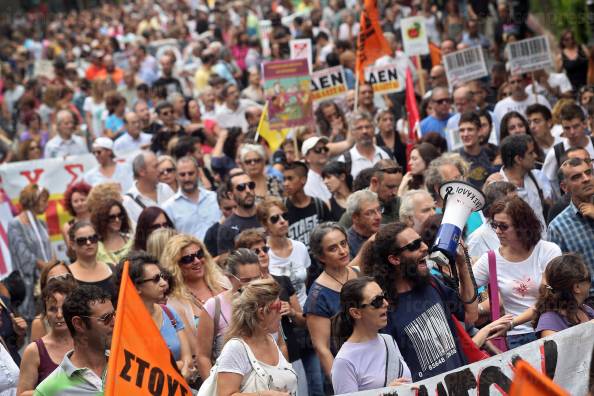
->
xmin=401 ymin=16 xmax=429 ymax=57
xmin=290 ymin=38 xmax=313 ymax=72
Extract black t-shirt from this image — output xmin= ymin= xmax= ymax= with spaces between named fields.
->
xmin=0 ymin=296 xmax=21 ymax=365
xmin=457 ymin=147 xmax=493 ymax=189
xmin=216 ymin=214 xmax=261 ymax=254
xmin=328 ymin=197 xmax=345 ymax=222
xmin=203 ymin=222 xmax=220 ymax=257
xmin=285 ymin=197 xmax=332 ymax=250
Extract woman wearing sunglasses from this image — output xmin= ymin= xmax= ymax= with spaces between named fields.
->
xmin=115 ymin=250 xmax=194 ymax=380
xmin=214 ymin=278 xmax=296 ymax=396
xmin=196 ymin=249 xmax=262 ymax=380
xmin=158 ymin=155 xmax=179 ymax=193
xmin=239 ymin=144 xmax=283 ymax=202
xmin=90 ymin=198 xmax=133 ymax=266
xmin=17 ymin=280 xmax=76 ymax=394
xmin=68 ymin=221 xmax=116 ymax=297
xmin=133 ymin=206 xmax=175 ymax=251
xmin=256 ymin=197 xmax=311 ymax=308
xmin=473 ymin=196 xmax=561 ymax=349
xmin=331 ymin=277 xmax=411 ymax=394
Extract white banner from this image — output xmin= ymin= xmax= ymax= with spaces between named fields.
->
xmin=507 ymin=36 xmax=553 ymax=75
xmin=401 ymin=16 xmax=429 ymax=57
xmin=290 ymin=39 xmax=313 ymax=73
xmin=364 ymin=63 xmax=403 ymax=94
xmin=342 ymin=322 xmax=594 ymax=395
xmin=443 ymin=46 xmax=488 ymax=88
xmin=0 ymin=201 xmax=13 ymax=278
xmin=310 ymin=66 xmax=348 ymax=103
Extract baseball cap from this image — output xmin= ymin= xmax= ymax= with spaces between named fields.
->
xmin=301 ymin=136 xmax=329 ymax=156
xmin=93 ymin=137 xmax=114 ymax=151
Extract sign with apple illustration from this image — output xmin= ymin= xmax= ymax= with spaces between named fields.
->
xmin=401 ymin=16 xmax=429 ymax=57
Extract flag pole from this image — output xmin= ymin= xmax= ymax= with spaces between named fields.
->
xmin=255 ymin=102 xmax=268 ymax=143
xmin=415 ymin=55 xmax=425 ymax=96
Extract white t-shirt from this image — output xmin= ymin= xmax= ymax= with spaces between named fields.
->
xmin=493 ymin=93 xmax=551 ymax=125
xmin=473 ymin=240 xmax=562 ymax=335
xmin=541 ymin=137 xmax=594 ymax=197
xmin=268 ymin=239 xmax=311 ymax=307
xmin=304 ymin=169 xmax=332 ymax=203
xmin=525 ymin=72 xmax=573 ymax=102
xmin=83 ymin=97 xmax=107 ymax=137
xmin=467 ymin=222 xmax=500 ymax=259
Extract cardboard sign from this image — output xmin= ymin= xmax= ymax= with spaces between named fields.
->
xmin=401 ymin=16 xmax=429 ymax=57
xmin=263 ymin=58 xmax=313 ymax=130
xmin=310 ymin=66 xmax=348 ymax=103
xmin=259 ymin=20 xmax=272 ymax=58
xmin=443 ymin=46 xmax=488 ymax=88
xmin=364 ymin=63 xmax=402 ymax=94
xmin=507 ymin=36 xmax=553 ymax=75
xmin=290 ymin=38 xmax=313 ymax=72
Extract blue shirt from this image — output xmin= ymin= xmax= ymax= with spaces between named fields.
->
xmin=161 ymin=306 xmax=185 ymax=361
xmin=304 ymin=282 xmax=341 ymax=319
xmin=548 ymin=201 xmax=594 ymax=293
xmin=105 ymin=114 xmax=124 ymax=134
xmin=420 ymin=114 xmax=451 ymax=138
xmin=162 ymin=187 xmax=222 ymax=241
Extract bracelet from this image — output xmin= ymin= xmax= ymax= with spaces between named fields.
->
xmin=509 ymin=319 xmax=515 ymax=330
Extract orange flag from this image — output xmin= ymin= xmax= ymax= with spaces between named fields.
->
xmin=105 ymin=261 xmax=191 ymax=395
xmin=509 ymin=360 xmax=569 ymax=396
xmin=355 ymin=0 xmax=392 ymax=82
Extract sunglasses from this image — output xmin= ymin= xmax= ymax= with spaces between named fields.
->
xmin=360 ymin=292 xmax=387 ymax=309
xmin=139 ymin=272 xmax=169 ymax=284
xmin=252 ymin=245 xmax=270 ymax=255
xmin=108 ymin=213 xmax=126 ymax=222
xmin=149 ymin=222 xmax=170 ymax=230
xmin=269 ymin=212 xmax=288 ymax=224
xmin=160 ymin=167 xmax=176 ymax=176
xmin=433 ymin=98 xmax=451 ymax=105
xmin=267 ymin=300 xmax=282 ymax=312
xmin=312 ymin=146 xmax=329 ymax=154
xmin=490 ymin=220 xmax=510 ymax=232
xmin=231 ymin=273 xmax=262 ymax=284
xmin=395 ymin=238 xmax=423 ymax=253
xmin=47 ymin=272 xmax=73 ymax=282
xmin=235 ymin=181 xmax=256 ymax=192
xmin=244 ymin=158 xmax=263 ymax=165
xmin=75 ymin=234 xmax=99 ymax=246
xmin=179 ymin=250 xmax=205 ymax=265
xmin=80 ymin=311 xmax=116 ymax=325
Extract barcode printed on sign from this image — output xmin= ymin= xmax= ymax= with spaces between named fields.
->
xmin=445 ymin=47 xmax=481 ymax=70
xmin=509 ymin=37 xmax=547 ymax=59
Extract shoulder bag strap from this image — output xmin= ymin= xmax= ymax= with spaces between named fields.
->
xmin=213 ymin=295 xmax=221 ymax=332
xmin=380 ymin=334 xmax=389 ymax=387
xmin=553 ymin=142 xmax=564 ymax=167
xmin=487 ymin=250 xmax=500 ymax=322
xmin=126 ymin=192 xmax=147 ymax=209
xmin=344 ymin=151 xmax=352 ymax=176
xmin=234 ymin=338 xmax=270 ymax=387
xmin=160 ymin=304 xmax=177 ymax=328
xmin=526 ymin=171 xmax=546 ymax=210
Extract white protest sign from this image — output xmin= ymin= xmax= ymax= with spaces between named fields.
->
xmin=310 ymin=66 xmax=348 ymax=103
xmin=507 ymin=36 xmax=553 ymax=75
xmin=364 ymin=63 xmax=403 ymax=94
xmin=290 ymin=38 xmax=313 ymax=72
xmin=401 ymin=16 xmax=429 ymax=57
xmin=342 ymin=322 xmax=594 ymax=396
xmin=259 ymin=20 xmax=272 ymax=58
xmin=443 ymin=46 xmax=488 ymax=88
xmin=33 ymin=60 xmax=55 ymax=80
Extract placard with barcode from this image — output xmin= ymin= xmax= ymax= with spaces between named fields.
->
xmin=443 ymin=46 xmax=488 ymax=88
xmin=507 ymin=36 xmax=553 ymax=74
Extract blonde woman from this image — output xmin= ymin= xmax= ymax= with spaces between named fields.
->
xmin=158 ymin=155 xmax=179 ymax=193
xmin=216 ymin=278 xmax=297 ymax=396
xmin=147 ymin=228 xmax=179 ymax=261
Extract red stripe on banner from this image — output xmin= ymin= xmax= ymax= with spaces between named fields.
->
xmin=0 ymin=219 xmax=8 ymax=274
xmin=45 ymin=200 xmax=60 ymax=236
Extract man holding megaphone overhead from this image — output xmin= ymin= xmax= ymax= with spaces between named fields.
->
xmin=363 ymin=221 xmax=479 ymax=382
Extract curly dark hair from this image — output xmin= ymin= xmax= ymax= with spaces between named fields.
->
xmin=315 ymin=101 xmax=347 ymax=137
xmin=362 ymin=222 xmax=409 ymax=307
xmin=133 ymin=207 xmax=174 ymax=251
xmin=63 ymin=182 xmax=92 ymax=217
xmin=41 ymin=279 xmax=77 ymax=314
xmin=90 ymin=199 xmax=131 ymax=240
xmin=488 ymin=196 xmax=542 ymax=250
xmin=114 ymin=250 xmax=162 ymax=304
xmin=533 ymin=253 xmax=591 ymax=329
xmin=63 ymin=285 xmax=111 ymax=337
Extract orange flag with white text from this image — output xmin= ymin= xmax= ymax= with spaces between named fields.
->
xmin=355 ymin=0 xmax=392 ymax=82
xmin=105 ymin=261 xmax=191 ymax=395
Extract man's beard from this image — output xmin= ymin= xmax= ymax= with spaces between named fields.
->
xmin=399 ymin=255 xmax=430 ymax=289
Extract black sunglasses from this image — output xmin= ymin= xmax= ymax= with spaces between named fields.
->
xmin=108 ymin=212 xmax=126 ymax=222
xmin=433 ymin=98 xmax=451 ymax=105
xmin=75 ymin=234 xmax=99 ymax=246
xmin=269 ymin=212 xmax=288 ymax=224
xmin=312 ymin=146 xmax=329 ymax=154
xmin=395 ymin=238 xmax=423 ymax=253
xmin=490 ymin=220 xmax=510 ymax=232
xmin=150 ymin=222 xmax=170 ymax=230
xmin=139 ymin=272 xmax=169 ymax=284
xmin=244 ymin=158 xmax=263 ymax=165
xmin=252 ymin=245 xmax=270 ymax=255
xmin=179 ymin=249 xmax=205 ymax=265
xmin=235 ymin=181 xmax=256 ymax=192
xmin=160 ymin=167 xmax=176 ymax=176
xmin=360 ymin=292 xmax=387 ymax=309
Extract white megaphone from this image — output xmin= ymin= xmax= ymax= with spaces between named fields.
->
xmin=431 ymin=181 xmax=485 ymax=262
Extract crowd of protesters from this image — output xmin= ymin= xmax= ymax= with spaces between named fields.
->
xmin=1 ymin=0 xmax=594 ymax=395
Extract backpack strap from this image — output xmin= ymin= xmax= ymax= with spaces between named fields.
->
xmin=213 ymin=295 xmax=221 ymax=332
xmin=160 ymin=304 xmax=177 ymax=328
xmin=126 ymin=192 xmax=147 ymax=209
xmin=380 ymin=334 xmax=389 ymax=387
xmin=344 ymin=150 xmax=352 ymax=176
xmin=313 ymin=197 xmax=323 ymax=220
xmin=553 ymin=142 xmax=564 ymax=168
xmin=526 ymin=171 xmax=547 ymax=217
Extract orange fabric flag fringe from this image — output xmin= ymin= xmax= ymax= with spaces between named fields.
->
xmin=355 ymin=0 xmax=392 ymax=82
xmin=105 ymin=261 xmax=191 ymax=395
xmin=509 ymin=359 xmax=569 ymax=396
xmin=405 ymin=67 xmax=420 ymax=169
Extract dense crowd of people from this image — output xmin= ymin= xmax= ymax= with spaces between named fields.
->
xmin=1 ymin=0 xmax=594 ymax=395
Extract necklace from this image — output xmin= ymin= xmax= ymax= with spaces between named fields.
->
xmin=325 ymin=268 xmax=349 ymax=286
xmin=189 ymin=286 xmax=213 ymax=308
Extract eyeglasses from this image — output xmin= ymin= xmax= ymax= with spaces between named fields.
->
xmin=252 ymin=245 xmax=270 ymax=255
xmin=490 ymin=220 xmax=510 ymax=232
xmin=108 ymin=212 xmax=126 ymax=222
xmin=159 ymin=167 xmax=176 ymax=176
xmin=376 ymin=166 xmax=403 ymax=174
xmin=75 ymin=234 xmax=99 ymax=246
xmin=269 ymin=212 xmax=288 ymax=224
xmin=235 ymin=181 xmax=256 ymax=192
xmin=395 ymin=238 xmax=423 ymax=253
xmin=244 ymin=158 xmax=263 ymax=165
xmin=433 ymin=98 xmax=451 ymax=105
xmin=179 ymin=250 xmax=205 ymax=265
xmin=231 ymin=273 xmax=263 ymax=284
xmin=48 ymin=272 xmax=73 ymax=282
xmin=149 ymin=222 xmax=170 ymax=230
xmin=360 ymin=292 xmax=387 ymax=309
xmin=312 ymin=146 xmax=329 ymax=154
xmin=80 ymin=311 xmax=116 ymax=325
xmin=138 ymin=272 xmax=169 ymax=284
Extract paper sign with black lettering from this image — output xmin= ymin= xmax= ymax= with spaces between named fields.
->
xmin=507 ymin=36 xmax=553 ymax=75
xmin=364 ymin=64 xmax=402 ymax=94
xmin=310 ymin=66 xmax=348 ymax=103
xmin=401 ymin=16 xmax=429 ymax=57
xmin=443 ymin=46 xmax=488 ymax=88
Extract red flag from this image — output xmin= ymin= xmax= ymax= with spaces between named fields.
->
xmin=405 ymin=67 xmax=420 ymax=169
xmin=355 ymin=0 xmax=392 ymax=82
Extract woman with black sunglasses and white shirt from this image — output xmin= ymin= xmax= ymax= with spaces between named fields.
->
xmin=332 ymin=277 xmax=411 ymax=394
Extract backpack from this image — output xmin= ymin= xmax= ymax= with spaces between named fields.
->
xmin=553 ymin=136 xmax=594 ymax=167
